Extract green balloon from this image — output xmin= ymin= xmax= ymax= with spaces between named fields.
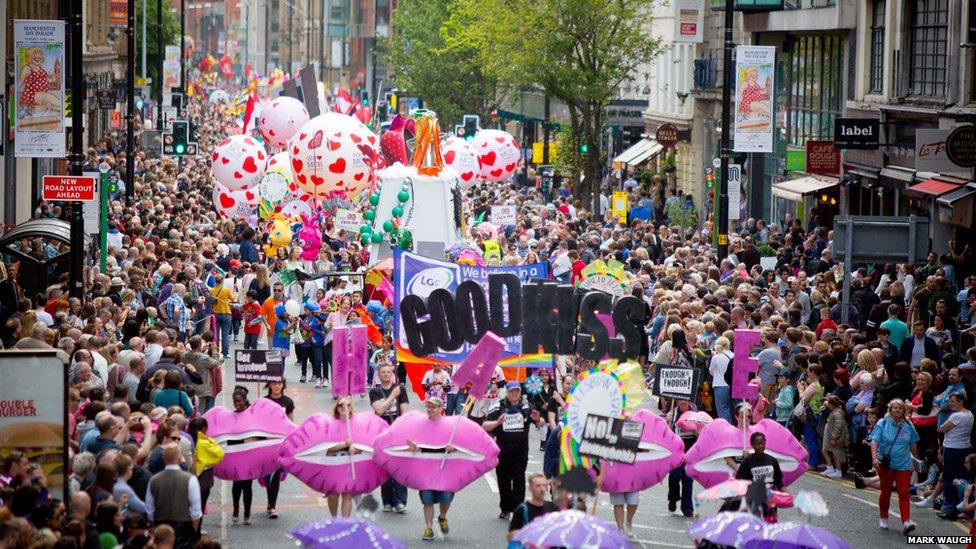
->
xmin=359 ymin=224 xmax=371 ymax=234
xmin=371 ymin=231 xmax=384 ymax=244
xmin=364 ymin=210 xmax=375 ymax=221
xmin=397 ymin=190 xmax=410 ymax=203
xmin=369 ymin=194 xmax=380 ymax=207
xmin=383 ymin=220 xmax=395 ymax=233
xmin=391 ymin=206 xmax=404 ymax=218
xmin=360 ymin=234 xmax=371 ymax=245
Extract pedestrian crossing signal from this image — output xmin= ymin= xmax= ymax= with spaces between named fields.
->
xmin=163 ymin=120 xmax=196 ymax=156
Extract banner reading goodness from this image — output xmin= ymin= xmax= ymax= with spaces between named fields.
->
xmin=393 ymin=248 xmax=551 ymax=367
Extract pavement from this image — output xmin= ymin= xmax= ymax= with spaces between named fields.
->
xmin=208 ymin=340 xmax=972 ymax=548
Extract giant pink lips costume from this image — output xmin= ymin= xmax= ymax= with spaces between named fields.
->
xmin=203 ymin=398 xmax=297 ymax=481
xmin=600 ymin=409 xmax=685 ymax=493
xmin=372 ymin=411 xmax=500 ymax=492
xmin=683 ymin=418 xmax=808 ymax=488
xmin=279 ymin=412 xmax=390 ymax=494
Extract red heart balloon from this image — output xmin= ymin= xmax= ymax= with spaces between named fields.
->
xmin=242 ymin=156 xmax=259 ymax=173
xmin=444 ymin=150 xmax=456 ymax=164
xmin=219 ymin=193 xmax=235 ymax=209
xmin=481 ymin=151 xmax=497 ymax=166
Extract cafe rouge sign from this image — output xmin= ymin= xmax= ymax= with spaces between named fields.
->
xmin=805 ymin=140 xmax=840 ymax=175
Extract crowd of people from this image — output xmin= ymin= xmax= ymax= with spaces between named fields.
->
xmin=1 ymin=81 xmax=975 ymax=549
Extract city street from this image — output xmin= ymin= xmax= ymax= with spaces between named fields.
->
xmin=210 ymin=345 xmax=970 ymax=548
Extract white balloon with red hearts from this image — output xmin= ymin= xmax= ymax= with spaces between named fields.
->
xmin=258 ymin=97 xmax=311 ymax=150
xmin=279 ymin=199 xmax=314 ymax=219
xmin=441 ymin=136 xmax=483 ymax=190
xmin=472 ymin=129 xmax=521 ymax=182
xmin=210 ymin=135 xmax=268 ymax=191
xmin=288 ymin=113 xmax=379 ymax=201
xmin=212 ymin=182 xmax=258 ymax=219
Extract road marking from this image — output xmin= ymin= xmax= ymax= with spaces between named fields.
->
xmin=633 ymin=538 xmax=693 ymax=548
xmin=632 ymin=523 xmax=687 ymax=534
xmin=841 ymin=493 xmax=900 ymax=519
xmin=484 ymin=473 xmax=499 ymax=493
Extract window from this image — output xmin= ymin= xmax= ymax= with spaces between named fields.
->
xmin=908 ymin=0 xmax=949 ymax=97
xmin=869 ymin=0 xmax=885 ymax=93
xmin=785 ymin=34 xmax=845 ymax=146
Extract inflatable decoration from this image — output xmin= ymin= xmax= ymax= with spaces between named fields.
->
xmin=441 ymin=136 xmax=482 ymax=189
xmin=380 ymin=114 xmax=411 ymax=167
xmin=288 ymin=113 xmax=379 ymax=200
xmin=600 ymin=409 xmax=685 ymax=493
xmin=211 ymin=135 xmax=268 ymax=191
xmin=279 ymin=412 xmax=390 ymax=495
xmin=683 ymin=418 xmax=808 ymax=488
xmin=296 ymin=217 xmax=322 ymax=261
xmin=257 ymin=171 xmax=291 ymax=220
xmin=202 ymin=398 xmax=296 ymax=481
xmin=285 ymin=299 xmax=302 ymax=317
xmin=258 ymin=97 xmax=311 ymax=150
xmin=373 ymin=411 xmax=500 ymax=492
xmin=262 ymin=216 xmax=293 ymax=258
xmin=212 ymin=183 xmax=257 ymax=220
xmin=279 ymin=199 xmax=314 ymax=220
xmin=471 ymin=129 xmax=520 ymax=182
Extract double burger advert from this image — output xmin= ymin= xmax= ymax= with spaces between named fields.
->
xmin=0 ymin=352 xmax=67 ymax=493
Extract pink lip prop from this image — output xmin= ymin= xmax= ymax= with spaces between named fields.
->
xmin=279 ymin=412 xmax=390 ymax=495
xmin=683 ymin=418 xmax=808 ymax=488
xmin=373 ymin=411 xmax=500 ymax=492
xmin=203 ymin=398 xmax=297 ymax=481
xmin=601 ymin=409 xmax=685 ymax=493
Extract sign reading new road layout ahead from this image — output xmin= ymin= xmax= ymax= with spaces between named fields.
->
xmin=42 ymin=175 xmax=96 ymax=202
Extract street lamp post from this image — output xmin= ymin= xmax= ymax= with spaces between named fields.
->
xmin=126 ymin=0 xmax=136 ymax=204
xmin=716 ymin=0 xmax=734 ymax=260
xmin=156 ymin=0 xmax=163 ymax=130
xmin=67 ymin=0 xmax=85 ymax=302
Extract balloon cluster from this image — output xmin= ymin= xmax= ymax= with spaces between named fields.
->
xmin=358 ymin=185 xmax=412 ymax=247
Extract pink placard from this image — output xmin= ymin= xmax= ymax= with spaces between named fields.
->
xmin=597 ymin=313 xmax=615 ymax=360
xmin=332 ymin=325 xmax=368 ymax=397
xmin=451 ymin=331 xmax=505 ymax=400
xmin=731 ymin=329 xmax=761 ymax=401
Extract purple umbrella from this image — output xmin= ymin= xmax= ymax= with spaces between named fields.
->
xmin=513 ymin=510 xmax=631 ymax=549
xmin=289 ymin=518 xmax=406 ymax=549
xmin=744 ymin=522 xmax=850 ymax=549
xmin=687 ymin=512 xmax=765 ymax=547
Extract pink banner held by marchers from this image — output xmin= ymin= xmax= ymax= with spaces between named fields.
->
xmin=332 ymin=325 xmax=368 ymax=397
xmin=732 ymin=329 xmax=761 ymax=401
xmin=451 ymin=331 xmax=505 ymax=400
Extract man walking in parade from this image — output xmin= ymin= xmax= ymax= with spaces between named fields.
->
xmin=483 ymin=381 xmax=545 ymax=520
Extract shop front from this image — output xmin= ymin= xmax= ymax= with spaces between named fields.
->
xmin=937 ymin=183 xmax=976 ymax=246
xmin=903 ymin=176 xmax=971 ymax=253
xmin=770 ymin=175 xmax=839 ymax=229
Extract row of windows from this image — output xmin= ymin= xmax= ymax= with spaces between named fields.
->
xmin=868 ymin=0 xmax=949 ymax=98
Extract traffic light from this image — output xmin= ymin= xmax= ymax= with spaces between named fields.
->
xmin=172 ymin=121 xmax=189 ymax=155
xmin=359 ymin=89 xmax=370 ymax=106
xmin=462 ymin=115 xmax=479 ymax=142
xmin=579 ymin=142 xmax=589 ymax=154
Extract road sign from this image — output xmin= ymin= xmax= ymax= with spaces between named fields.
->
xmin=161 ymin=106 xmax=178 ymax=128
xmin=42 ymin=175 xmax=97 ymax=201
xmin=727 ymin=164 xmax=741 ymax=220
xmin=82 ymin=171 xmax=100 ymax=234
xmin=97 ymin=89 xmax=115 ymax=109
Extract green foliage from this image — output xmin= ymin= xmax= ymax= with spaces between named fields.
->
xmin=135 ymin=0 xmax=180 ymax=96
xmin=665 ymin=199 xmax=698 ymax=231
xmin=381 ymin=0 xmax=505 ymax=125
xmin=757 ymin=243 xmax=776 ymax=257
xmin=553 ymin=125 xmax=583 ymax=177
xmin=445 ymin=0 xmax=663 ymax=202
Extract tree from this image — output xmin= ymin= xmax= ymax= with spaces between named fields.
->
xmin=380 ymin=0 xmax=506 ymax=126
xmin=446 ymin=0 xmax=662 ymax=208
xmin=135 ymin=0 xmax=180 ymax=96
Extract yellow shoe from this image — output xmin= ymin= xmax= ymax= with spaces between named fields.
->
xmin=438 ymin=516 xmax=449 ymax=535
xmin=422 ymin=528 xmax=434 ymax=541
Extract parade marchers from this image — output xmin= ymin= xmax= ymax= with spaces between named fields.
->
xmin=0 ymin=83 xmax=975 ymax=549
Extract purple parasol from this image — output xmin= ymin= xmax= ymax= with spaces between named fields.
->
xmin=687 ymin=512 xmax=765 ymax=547
xmin=513 ymin=510 xmax=631 ymax=549
xmin=289 ymin=518 xmax=406 ymax=549
xmin=744 ymin=522 xmax=851 ymax=549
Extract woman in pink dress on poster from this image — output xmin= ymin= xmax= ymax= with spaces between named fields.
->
xmin=19 ymin=46 xmax=62 ymax=117
xmin=738 ymin=66 xmax=771 ymax=118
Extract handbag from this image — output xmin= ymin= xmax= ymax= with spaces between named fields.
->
xmin=878 ymin=419 xmax=904 ymax=470
xmin=792 ymin=401 xmax=807 ymax=423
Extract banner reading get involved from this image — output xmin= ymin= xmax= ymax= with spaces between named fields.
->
xmin=392 ymin=248 xmax=551 ymax=367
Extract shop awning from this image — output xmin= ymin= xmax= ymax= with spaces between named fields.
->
xmin=904 ymin=177 xmax=964 ymax=199
xmin=613 ymin=138 xmax=662 ymax=166
xmin=937 ymin=183 xmax=976 ymax=209
xmin=878 ymin=166 xmax=915 ymax=190
xmin=938 ymin=183 xmax=976 ymax=227
xmin=771 ymin=175 xmax=839 ymax=202
xmin=628 ymin=140 xmax=664 ymax=166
